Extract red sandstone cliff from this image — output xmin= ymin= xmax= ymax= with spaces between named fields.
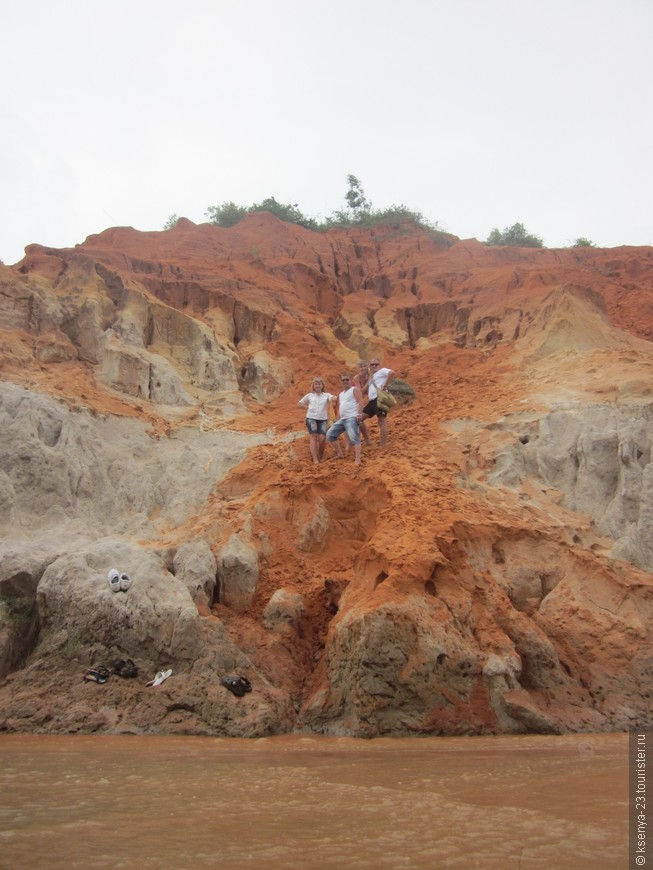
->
xmin=0 ymin=214 xmax=652 ymax=736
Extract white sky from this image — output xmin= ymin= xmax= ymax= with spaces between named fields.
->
xmin=2 ymin=0 xmax=652 ymax=264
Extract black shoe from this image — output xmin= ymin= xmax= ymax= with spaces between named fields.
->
xmin=221 ymin=676 xmax=252 ymax=697
xmin=83 ymin=667 xmax=110 ymax=684
xmin=111 ymin=658 xmax=139 ymax=678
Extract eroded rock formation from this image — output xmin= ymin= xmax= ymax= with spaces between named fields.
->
xmin=0 ymin=214 xmax=652 ymax=735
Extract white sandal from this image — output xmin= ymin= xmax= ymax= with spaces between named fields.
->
xmin=147 ymin=669 xmax=172 ymax=687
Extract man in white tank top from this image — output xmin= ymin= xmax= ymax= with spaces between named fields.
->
xmin=326 ymin=373 xmax=365 ymax=465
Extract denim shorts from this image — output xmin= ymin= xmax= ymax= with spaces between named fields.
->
xmin=306 ymin=418 xmax=328 ymax=435
xmin=326 ymin=416 xmax=360 ymax=445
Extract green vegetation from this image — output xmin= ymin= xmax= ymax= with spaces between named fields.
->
xmin=205 ymin=201 xmax=249 ymax=228
xmin=251 ymin=197 xmax=319 ymax=230
xmin=323 ymin=177 xmax=438 ymax=231
xmin=172 ymin=178 xmax=599 ymax=247
xmin=388 ymin=378 xmax=415 ymax=404
xmin=486 ymin=222 xmax=544 ymax=248
xmin=205 ymin=175 xmax=440 ymax=234
xmin=204 ymin=201 xmax=248 ymax=228
xmin=344 ymin=174 xmax=371 ymax=221
xmin=0 ymin=593 xmax=31 ymax=630
xmin=206 ymin=198 xmax=320 ymax=230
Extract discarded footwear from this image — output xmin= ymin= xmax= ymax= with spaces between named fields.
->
xmin=107 ymin=569 xmax=121 ymax=593
xmin=108 ymin=569 xmax=132 ymax=592
xmin=221 ymin=676 xmax=252 ymax=697
xmin=111 ymin=658 xmax=138 ymax=678
xmin=83 ymin=667 xmax=110 ymax=684
xmin=147 ymin=669 xmax=172 ymax=687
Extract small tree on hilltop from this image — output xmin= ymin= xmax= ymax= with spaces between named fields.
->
xmin=205 ymin=201 xmax=249 ymax=228
xmin=163 ymin=213 xmax=179 ymax=230
xmin=249 ymin=197 xmax=319 ymax=230
xmin=345 ymin=174 xmax=371 ymax=223
xmin=486 ymin=222 xmax=544 ymax=248
xmin=206 ymin=198 xmax=317 ymax=230
xmin=571 ymin=237 xmax=596 ymax=247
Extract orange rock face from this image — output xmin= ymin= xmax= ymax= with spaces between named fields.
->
xmin=0 ymin=214 xmax=652 ymax=736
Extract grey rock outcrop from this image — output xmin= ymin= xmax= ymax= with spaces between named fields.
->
xmin=217 ymin=534 xmax=259 ymax=613
xmin=37 ymin=538 xmax=203 ymax=664
xmin=263 ymin=588 xmax=307 ymax=632
xmin=173 ymin=540 xmax=217 ymax=610
xmin=486 ymin=403 xmax=653 ymax=570
xmin=0 ymin=381 xmax=269 ymax=537
xmin=301 ymin=594 xmax=493 ymax=736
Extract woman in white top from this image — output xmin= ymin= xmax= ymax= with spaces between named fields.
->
xmin=298 ymin=377 xmax=337 ymax=463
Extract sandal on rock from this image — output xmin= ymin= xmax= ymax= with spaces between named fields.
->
xmin=147 ymin=669 xmax=172 ymax=687
xmin=111 ymin=658 xmax=138 ymax=678
xmin=83 ymin=667 xmax=110 ymax=684
xmin=107 ymin=569 xmax=121 ymax=593
xmin=221 ymin=676 xmax=252 ymax=697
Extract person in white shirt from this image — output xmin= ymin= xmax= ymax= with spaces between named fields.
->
xmin=298 ymin=377 xmax=337 ymax=463
xmin=360 ymin=358 xmax=394 ymax=448
xmin=326 ymin=374 xmax=365 ymax=465
xmin=352 ymin=360 xmax=372 ymax=446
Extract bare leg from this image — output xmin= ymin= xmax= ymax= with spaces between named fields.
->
xmin=309 ymin=434 xmax=320 ymax=463
xmin=354 ymin=442 xmax=362 ymax=465
xmin=329 ymin=438 xmax=344 ymax=459
xmin=317 ymin=434 xmax=326 ymax=461
xmin=379 ymin=416 xmax=389 ymax=447
xmin=359 ymin=420 xmax=371 ymax=446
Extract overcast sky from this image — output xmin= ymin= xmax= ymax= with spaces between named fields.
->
xmin=2 ymin=0 xmax=652 ymax=264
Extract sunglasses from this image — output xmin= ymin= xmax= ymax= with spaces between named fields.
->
xmin=370 ymin=362 xmax=380 ymax=366
xmin=341 ymin=377 xmax=350 ymax=382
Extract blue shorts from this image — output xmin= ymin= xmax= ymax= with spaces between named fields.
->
xmin=306 ymin=418 xmax=328 ymax=435
xmin=326 ymin=417 xmax=360 ymax=445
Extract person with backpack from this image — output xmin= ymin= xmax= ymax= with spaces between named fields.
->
xmin=360 ymin=359 xmax=394 ymax=448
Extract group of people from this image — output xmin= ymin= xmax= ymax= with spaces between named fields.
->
xmin=297 ymin=359 xmax=394 ymax=465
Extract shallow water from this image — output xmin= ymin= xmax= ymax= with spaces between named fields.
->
xmin=0 ymin=732 xmax=627 ymax=869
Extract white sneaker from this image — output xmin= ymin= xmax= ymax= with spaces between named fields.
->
xmin=119 ymin=573 xmax=132 ymax=592
xmin=107 ymin=569 xmax=121 ymax=593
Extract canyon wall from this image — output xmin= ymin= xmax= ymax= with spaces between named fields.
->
xmin=0 ymin=214 xmax=652 ymax=735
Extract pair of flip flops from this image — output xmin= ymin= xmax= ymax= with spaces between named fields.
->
xmin=83 ymin=667 xmax=110 ymax=684
xmin=107 ymin=569 xmax=132 ymax=593
xmin=111 ymin=658 xmax=138 ymax=678
xmin=147 ymin=669 xmax=172 ymax=687
xmin=221 ymin=676 xmax=252 ymax=697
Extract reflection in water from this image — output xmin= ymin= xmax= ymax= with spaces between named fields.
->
xmin=0 ymin=733 xmax=627 ymax=869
